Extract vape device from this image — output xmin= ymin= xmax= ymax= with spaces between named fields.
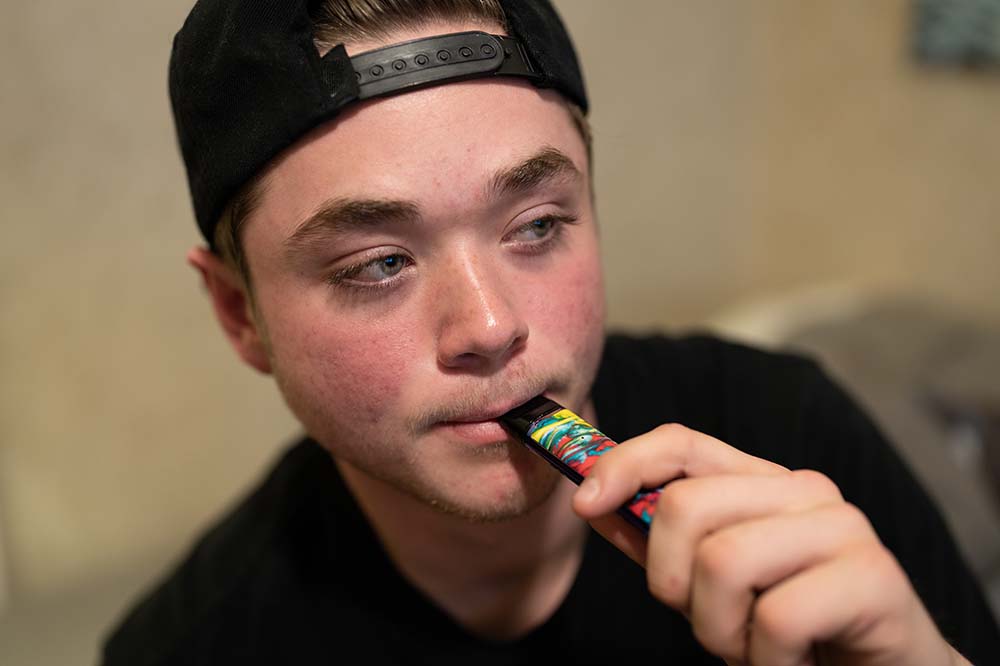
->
xmin=500 ymin=396 xmax=662 ymax=535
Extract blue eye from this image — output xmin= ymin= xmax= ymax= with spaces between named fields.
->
xmin=358 ymin=254 xmax=407 ymax=281
xmin=531 ymin=218 xmax=552 ymax=232
xmin=330 ymin=252 xmax=412 ymax=289
xmin=511 ymin=216 xmax=558 ymax=242
xmin=379 ymin=255 xmax=403 ymax=274
xmin=527 ymin=218 xmax=554 ymax=237
xmin=501 ymin=213 xmax=579 ymax=256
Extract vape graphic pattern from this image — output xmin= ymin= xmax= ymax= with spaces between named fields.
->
xmin=527 ymin=408 xmax=661 ymax=529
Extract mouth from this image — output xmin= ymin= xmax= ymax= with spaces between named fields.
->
xmin=444 ymin=389 xmax=549 ymax=424
xmin=435 ymin=392 xmax=548 ymax=444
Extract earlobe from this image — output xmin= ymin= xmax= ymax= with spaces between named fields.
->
xmin=186 ymin=247 xmax=272 ymax=375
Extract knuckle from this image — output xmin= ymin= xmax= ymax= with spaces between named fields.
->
xmin=856 ymin=541 xmax=900 ymax=578
xmin=836 ymin=501 xmax=876 ymax=536
xmin=791 ymin=468 xmax=843 ymax=501
xmin=850 ymin=543 xmax=913 ymax=614
xmin=655 ymin=479 xmax=697 ymax=525
xmin=690 ymin=616 xmax=744 ymax=662
xmin=653 ymin=422 xmax=688 ymax=437
xmin=653 ymin=422 xmax=696 ymax=455
xmin=752 ymin=593 xmax=804 ymax=647
xmin=647 ymin=567 xmax=687 ymax=607
xmin=695 ymin=532 xmax=739 ymax=582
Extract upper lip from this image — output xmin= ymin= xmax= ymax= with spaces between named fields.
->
xmin=443 ymin=393 xmax=546 ymax=424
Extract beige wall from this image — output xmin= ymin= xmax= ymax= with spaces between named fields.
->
xmin=577 ymin=0 xmax=1000 ymax=327
xmin=1 ymin=0 xmax=998 ymax=606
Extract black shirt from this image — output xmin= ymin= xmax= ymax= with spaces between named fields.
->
xmin=102 ymin=334 xmax=1000 ymax=664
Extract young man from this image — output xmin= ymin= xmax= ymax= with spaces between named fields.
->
xmin=104 ymin=1 xmax=998 ymax=663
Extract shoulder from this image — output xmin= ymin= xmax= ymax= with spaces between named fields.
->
xmin=595 ymin=332 xmax=836 ymax=455
xmin=100 ymin=439 xmax=338 ymax=666
xmin=600 ymin=331 xmax=823 ymax=388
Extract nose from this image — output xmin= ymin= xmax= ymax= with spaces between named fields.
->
xmin=434 ymin=249 xmax=528 ymax=372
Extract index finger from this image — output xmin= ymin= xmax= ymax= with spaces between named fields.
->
xmin=573 ymin=423 xmax=788 ymax=519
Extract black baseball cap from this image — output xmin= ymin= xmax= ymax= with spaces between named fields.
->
xmin=168 ymin=0 xmax=588 ymax=248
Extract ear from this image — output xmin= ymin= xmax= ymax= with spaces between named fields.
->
xmin=187 ymin=246 xmax=272 ymax=374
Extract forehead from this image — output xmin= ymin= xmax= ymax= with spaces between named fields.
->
xmin=247 ymin=76 xmax=588 ymax=247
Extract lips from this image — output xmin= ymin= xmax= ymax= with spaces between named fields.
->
xmin=437 ymin=419 xmax=511 ymax=444
xmin=435 ymin=393 xmax=546 ymax=444
xmin=444 ymin=393 xmax=544 ymax=425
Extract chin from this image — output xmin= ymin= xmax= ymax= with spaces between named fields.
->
xmin=405 ymin=444 xmax=562 ymax=523
xmin=423 ymin=468 xmax=561 ymax=523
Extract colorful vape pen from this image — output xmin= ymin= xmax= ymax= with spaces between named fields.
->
xmin=500 ymin=396 xmax=662 ymax=535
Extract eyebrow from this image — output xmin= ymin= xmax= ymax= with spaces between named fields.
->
xmin=487 ymin=146 xmax=581 ymax=201
xmin=283 ymin=147 xmax=582 ymax=257
xmin=283 ymin=198 xmax=420 ymax=257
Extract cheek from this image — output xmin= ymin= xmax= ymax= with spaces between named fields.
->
xmin=532 ymin=241 xmax=606 ymax=353
xmin=265 ymin=299 xmax=420 ymax=428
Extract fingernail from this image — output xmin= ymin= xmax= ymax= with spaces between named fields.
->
xmin=577 ymin=477 xmax=600 ymax=503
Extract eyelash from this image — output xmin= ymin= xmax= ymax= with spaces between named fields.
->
xmin=326 ymin=253 xmax=411 ymax=293
xmin=504 ymin=213 xmax=578 ymax=254
xmin=326 ymin=213 xmax=578 ymax=294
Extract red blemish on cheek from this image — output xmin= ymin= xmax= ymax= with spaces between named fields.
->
xmin=317 ymin=333 xmax=412 ymax=418
xmin=267 ymin=298 xmax=419 ymax=429
xmin=542 ymin=250 xmax=605 ymax=344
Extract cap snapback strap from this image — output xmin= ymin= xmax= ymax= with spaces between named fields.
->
xmin=351 ymin=31 xmax=540 ymax=100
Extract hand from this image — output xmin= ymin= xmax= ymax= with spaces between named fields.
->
xmin=571 ymin=423 xmax=970 ymax=666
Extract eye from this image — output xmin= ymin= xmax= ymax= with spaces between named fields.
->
xmin=503 ymin=214 xmax=578 ymax=255
xmin=329 ymin=252 xmax=412 ymax=289
xmin=362 ymin=254 xmax=407 ymax=280
xmin=509 ymin=216 xmax=558 ymax=242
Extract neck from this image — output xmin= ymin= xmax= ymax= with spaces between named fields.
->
xmin=334 ymin=407 xmax=596 ymax=641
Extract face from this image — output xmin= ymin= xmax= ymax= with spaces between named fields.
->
xmin=239 ymin=31 xmax=605 ymax=521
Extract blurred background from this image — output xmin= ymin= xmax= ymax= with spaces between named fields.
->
xmin=1 ymin=0 xmax=998 ymax=663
